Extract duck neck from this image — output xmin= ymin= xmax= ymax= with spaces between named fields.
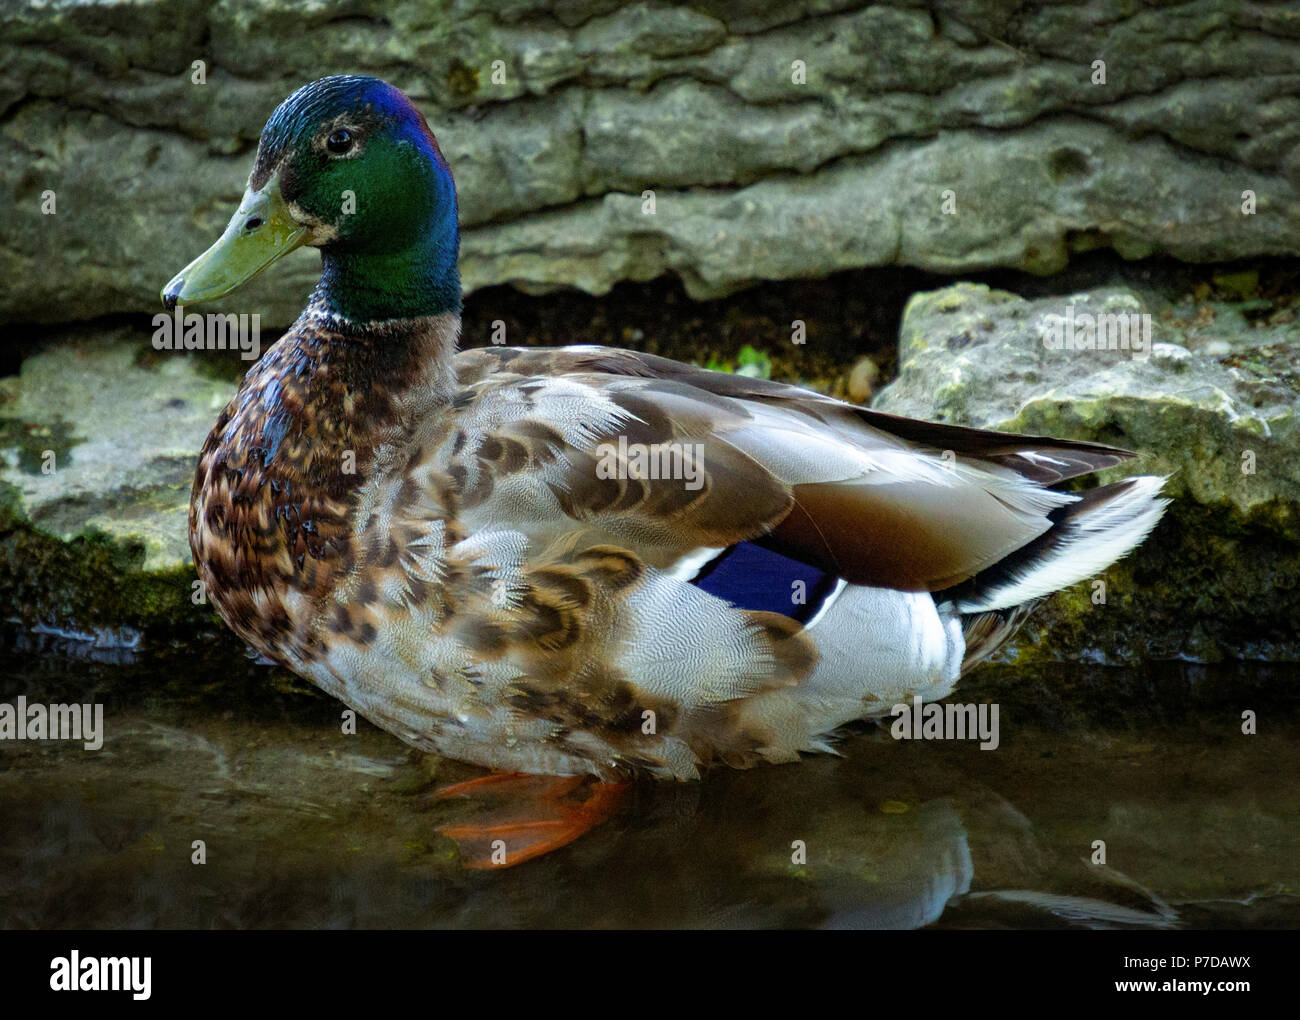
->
xmin=305 ymin=216 xmax=463 ymax=411
xmin=297 ymin=304 xmax=463 ymax=420
xmin=314 ymin=228 xmax=461 ymax=324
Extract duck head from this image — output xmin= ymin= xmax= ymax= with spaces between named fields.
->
xmin=163 ymin=75 xmax=461 ymax=322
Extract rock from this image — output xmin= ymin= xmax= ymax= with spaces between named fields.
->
xmin=3 ymin=0 xmax=1300 ymax=325
xmin=874 ymin=281 xmax=1300 ymax=662
xmin=846 ymin=356 xmax=878 ymax=403
xmin=0 ymin=327 xmax=236 ymax=640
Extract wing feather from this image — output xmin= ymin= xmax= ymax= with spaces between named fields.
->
xmin=451 ymin=346 xmax=1133 ymax=591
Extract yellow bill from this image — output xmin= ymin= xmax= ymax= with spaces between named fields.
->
xmin=162 ymin=173 xmax=307 ymax=309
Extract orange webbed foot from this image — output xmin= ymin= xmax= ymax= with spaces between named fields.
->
xmin=435 ymin=772 xmax=629 ymax=869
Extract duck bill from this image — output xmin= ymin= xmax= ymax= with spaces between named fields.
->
xmin=161 ymin=174 xmax=308 ymax=309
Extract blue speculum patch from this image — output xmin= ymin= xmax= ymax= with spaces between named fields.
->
xmin=691 ymin=540 xmax=838 ymax=623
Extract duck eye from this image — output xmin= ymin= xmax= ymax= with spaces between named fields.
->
xmin=326 ymin=129 xmax=354 ymax=155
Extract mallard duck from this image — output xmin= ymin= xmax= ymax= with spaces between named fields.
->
xmin=164 ymin=76 xmax=1166 ymax=863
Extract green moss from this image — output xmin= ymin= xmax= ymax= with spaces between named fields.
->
xmin=446 ymin=59 xmax=481 ymax=100
xmin=1008 ymin=500 xmax=1300 ymax=664
xmin=735 ymin=344 xmax=773 ymax=379
xmin=133 ymin=335 xmax=258 ymax=385
xmin=0 ymin=508 xmax=219 ymax=638
xmin=0 ymin=416 xmax=84 ymax=475
xmin=1211 ymin=269 xmax=1261 ymax=300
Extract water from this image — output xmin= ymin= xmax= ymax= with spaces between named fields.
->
xmin=2 ymin=629 xmax=1296 ymax=929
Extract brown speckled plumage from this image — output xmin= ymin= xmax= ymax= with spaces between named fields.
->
xmin=191 ymin=310 xmax=1167 ymax=779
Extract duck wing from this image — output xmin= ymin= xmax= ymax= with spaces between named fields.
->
xmin=451 ymin=345 xmax=1133 ymax=592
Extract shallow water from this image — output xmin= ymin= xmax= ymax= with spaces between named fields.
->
xmin=1 ymin=629 xmax=1296 ymax=929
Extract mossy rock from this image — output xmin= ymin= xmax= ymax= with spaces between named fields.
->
xmin=875 ymin=282 xmax=1300 ymax=662
xmin=0 ymin=326 xmax=239 ymax=643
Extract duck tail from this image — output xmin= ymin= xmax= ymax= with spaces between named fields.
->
xmin=938 ymin=475 xmax=1169 ymax=667
xmin=954 ymin=602 xmax=1041 ymax=675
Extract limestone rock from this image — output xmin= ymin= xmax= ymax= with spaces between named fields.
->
xmin=3 ymin=0 xmax=1298 ymax=325
xmin=0 ymin=327 xmax=236 ymax=639
xmin=874 ymin=281 xmax=1300 ymax=661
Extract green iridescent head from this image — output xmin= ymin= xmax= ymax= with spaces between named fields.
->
xmin=163 ymin=75 xmax=461 ymax=322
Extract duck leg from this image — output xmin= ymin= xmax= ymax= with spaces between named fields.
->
xmin=434 ymin=772 xmax=629 ymax=869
